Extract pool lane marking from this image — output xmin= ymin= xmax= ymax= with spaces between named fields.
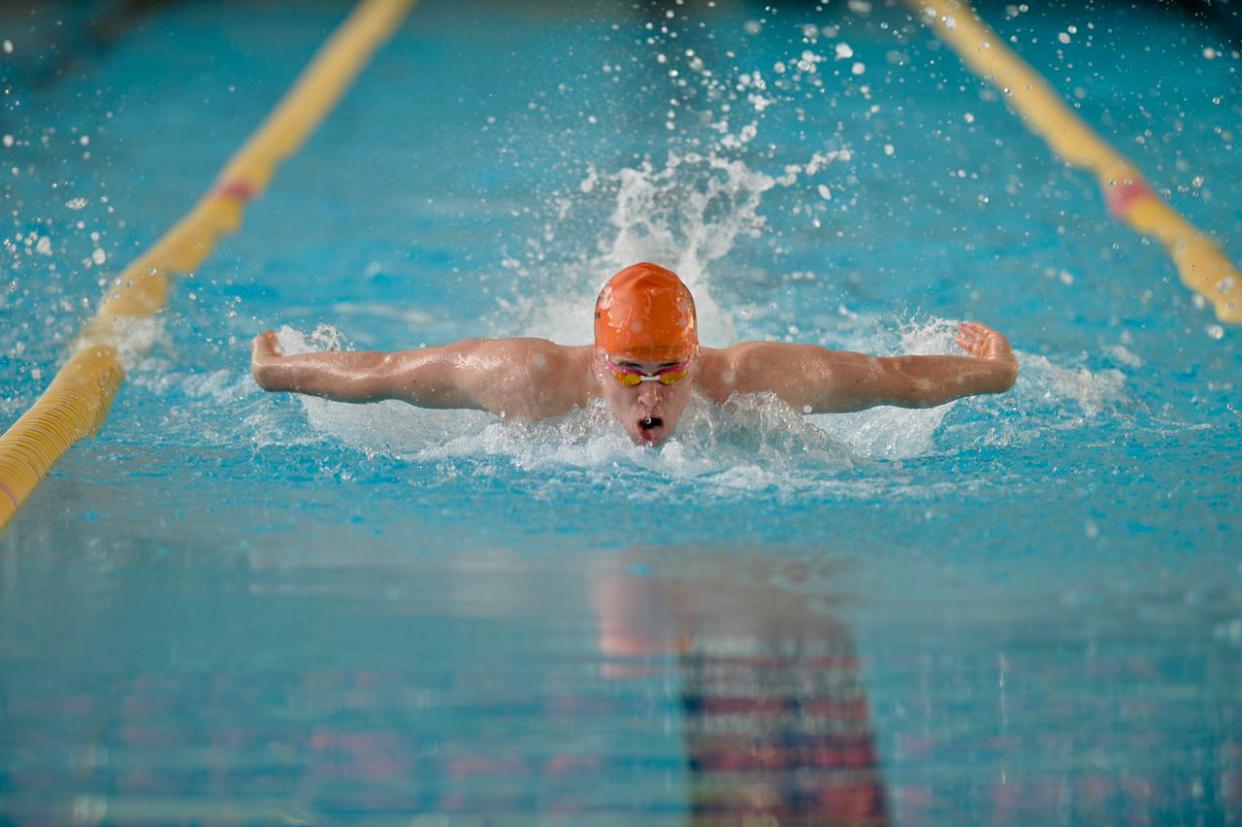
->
xmin=908 ymin=0 xmax=1241 ymax=324
xmin=0 ymin=0 xmax=416 ymax=534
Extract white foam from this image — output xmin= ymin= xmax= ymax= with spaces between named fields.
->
xmin=133 ymin=229 xmax=1144 ymax=498
xmin=253 ymin=306 xmax=1133 ymax=496
xmin=73 ymin=315 xmax=169 ymax=371
xmin=230 ymin=338 xmax=1131 ymax=506
xmin=1015 ymin=354 xmax=1127 ymax=416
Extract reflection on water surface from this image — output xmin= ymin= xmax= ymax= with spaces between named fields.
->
xmin=3 ymin=541 xmax=1237 ymax=824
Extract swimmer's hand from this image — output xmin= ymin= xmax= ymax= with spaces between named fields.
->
xmin=954 ymin=321 xmax=1016 ymax=366
xmin=952 ymin=321 xmax=1019 ymax=397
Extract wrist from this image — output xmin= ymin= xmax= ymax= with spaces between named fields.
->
xmin=991 ymin=357 xmax=1018 ymax=392
xmin=252 ymin=360 xmax=289 ymax=392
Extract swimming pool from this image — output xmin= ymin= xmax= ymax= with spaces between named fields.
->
xmin=2 ymin=0 xmax=1239 ymax=823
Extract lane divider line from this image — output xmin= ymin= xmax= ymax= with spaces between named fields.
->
xmin=0 ymin=0 xmax=416 ymax=533
xmin=908 ymin=0 xmax=1240 ymax=324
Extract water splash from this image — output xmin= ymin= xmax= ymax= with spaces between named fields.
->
xmin=248 ymin=314 xmax=1131 ymax=498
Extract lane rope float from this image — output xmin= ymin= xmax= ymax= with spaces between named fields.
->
xmin=908 ymin=0 xmax=1240 ymax=324
xmin=0 ymin=0 xmax=416 ymax=533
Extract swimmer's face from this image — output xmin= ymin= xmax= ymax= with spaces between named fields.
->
xmin=596 ymin=350 xmax=698 ymax=446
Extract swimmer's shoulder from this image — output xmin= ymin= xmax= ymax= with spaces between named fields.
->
xmin=510 ymin=339 xmax=598 ymax=410
xmin=461 ymin=338 xmax=593 ymax=419
xmin=695 ymin=343 xmax=770 ymax=402
xmin=471 ymin=337 xmax=593 ymax=382
xmin=463 ymin=337 xmax=586 ymax=365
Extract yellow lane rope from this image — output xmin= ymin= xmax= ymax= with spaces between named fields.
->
xmin=908 ymin=0 xmax=1241 ymax=324
xmin=0 ymin=0 xmax=416 ymax=532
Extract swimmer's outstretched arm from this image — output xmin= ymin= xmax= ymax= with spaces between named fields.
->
xmin=714 ymin=321 xmax=1018 ymax=413
xmin=250 ymin=331 xmax=584 ymax=419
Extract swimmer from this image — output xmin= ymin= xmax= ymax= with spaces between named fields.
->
xmin=251 ymin=262 xmax=1018 ymax=446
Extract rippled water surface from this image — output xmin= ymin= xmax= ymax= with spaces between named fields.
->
xmin=2 ymin=0 xmax=1239 ymax=824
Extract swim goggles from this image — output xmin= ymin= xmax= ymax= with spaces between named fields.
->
xmin=603 ymin=356 xmax=691 ymax=388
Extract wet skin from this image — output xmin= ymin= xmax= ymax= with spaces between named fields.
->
xmin=252 ymin=322 xmax=1018 ymax=448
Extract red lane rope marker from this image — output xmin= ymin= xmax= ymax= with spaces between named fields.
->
xmin=0 ymin=480 xmax=19 ymax=514
xmin=1105 ymin=177 xmax=1157 ymax=220
xmin=212 ymin=178 xmax=257 ymax=203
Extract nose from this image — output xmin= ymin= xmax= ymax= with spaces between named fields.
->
xmin=636 ymin=381 xmax=663 ymax=406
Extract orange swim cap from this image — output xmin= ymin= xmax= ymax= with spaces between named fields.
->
xmin=594 ymin=263 xmax=698 ymax=362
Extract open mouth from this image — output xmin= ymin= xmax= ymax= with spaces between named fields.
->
xmin=637 ymin=416 xmax=664 ymax=441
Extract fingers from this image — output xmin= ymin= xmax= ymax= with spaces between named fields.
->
xmin=957 ymin=321 xmax=991 ymax=338
xmin=955 ymin=321 xmax=985 ymax=353
xmin=956 ymin=321 xmax=1013 ymax=360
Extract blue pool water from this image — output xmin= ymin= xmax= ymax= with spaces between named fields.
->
xmin=2 ymin=0 xmax=1240 ymax=823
